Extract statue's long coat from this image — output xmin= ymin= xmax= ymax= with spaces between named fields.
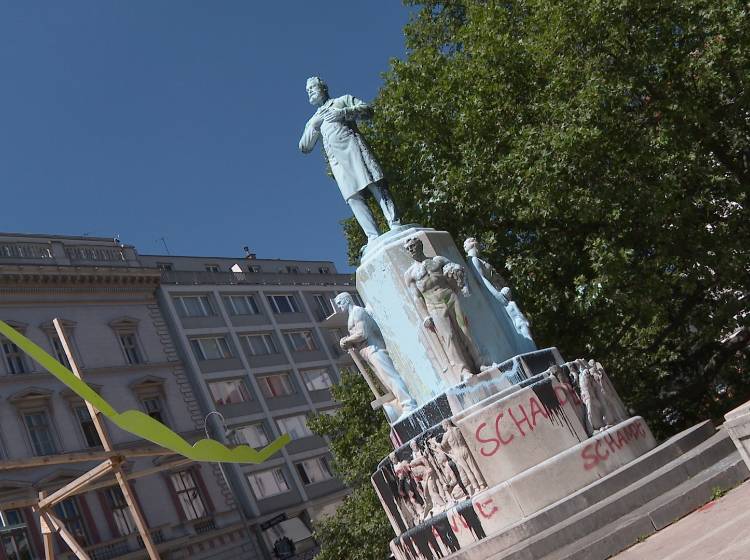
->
xmin=299 ymin=95 xmax=384 ymax=200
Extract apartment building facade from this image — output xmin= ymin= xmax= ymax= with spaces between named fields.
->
xmin=0 ymin=234 xmax=264 ymax=560
xmin=136 ymin=253 xmax=354 ymax=552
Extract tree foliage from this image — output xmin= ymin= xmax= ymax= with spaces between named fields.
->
xmin=314 ymin=1 xmax=749 ymax=557
xmin=307 ymin=371 xmax=393 ymax=560
xmin=348 ymin=0 xmax=749 ymax=437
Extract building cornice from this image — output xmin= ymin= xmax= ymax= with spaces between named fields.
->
xmin=0 ymin=265 xmax=161 ymax=290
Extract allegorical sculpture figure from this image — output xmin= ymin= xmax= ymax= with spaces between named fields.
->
xmin=409 ymin=440 xmax=446 ymax=519
xmin=334 ymin=292 xmax=417 ymax=416
xmin=438 ymin=419 xmax=486 ymax=493
xmin=463 ymin=237 xmax=536 ymax=353
xmin=389 ymin=451 xmax=424 ymax=524
xmin=299 ymin=77 xmax=400 ymax=242
xmin=404 ymin=236 xmax=483 ymax=380
xmin=567 ymin=359 xmax=627 ymax=434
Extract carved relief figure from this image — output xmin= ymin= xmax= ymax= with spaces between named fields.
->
xmin=439 ymin=419 xmax=486 ymax=493
xmin=299 ymin=77 xmax=400 ymax=242
xmin=404 ymin=236 xmax=483 ymax=380
xmin=389 ymin=451 xmax=424 ymax=524
xmin=588 ymin=359 xmax=627 ymax=425
xmin=334 ymin=292 xmax=417 ymax=416
xmin=463 ymin=237 xmax=536 ymax=353
xmin=409 ymin=440 xmax=447 ymax=519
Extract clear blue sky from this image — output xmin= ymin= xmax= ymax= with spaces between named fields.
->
xmin=0 ymin=2 xmax=414 ymax=271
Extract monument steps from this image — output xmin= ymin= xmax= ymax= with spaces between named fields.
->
xmin=542 ymin=451 xmax=748 ymax=560
xmin=443 ymin=423 xmax=748 ymax=560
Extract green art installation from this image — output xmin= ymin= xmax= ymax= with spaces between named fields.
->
xmin=0 ymin=320 xmax=290 ymax=463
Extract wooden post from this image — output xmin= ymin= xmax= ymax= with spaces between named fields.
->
xmin=38 ymin=492 xmax=55 ymax=560
xmin=346 ymin=348 xmax=394 ymax=409
xmin=53 ymin=319 xmax=161 ymax=560
xmin=42 ymin=511 xmax=91 ymax=560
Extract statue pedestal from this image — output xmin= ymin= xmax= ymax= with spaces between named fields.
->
xmin=356 ymin=226 xmax=522 ymax=407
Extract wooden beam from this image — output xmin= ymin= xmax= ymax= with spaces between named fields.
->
xmin=53 ymin=319 xmax=161 ymax=560
xmin=0 ymin=458 xmax=193 ymax=511
xmin=38 ymin=492 xmax=55 ymax=560
xmin=38 ymin=459 xmax=117 ymax=509
xmin=0 ymin=446 xmax=172 ymax=471
xmin=42 ymin=511 xmax=91 ymax=560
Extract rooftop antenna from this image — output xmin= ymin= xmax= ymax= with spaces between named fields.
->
xmin=243 ymin=246 xmax=256 ymax=259
xmin=156 ymin=236 xmax=171 ymax=255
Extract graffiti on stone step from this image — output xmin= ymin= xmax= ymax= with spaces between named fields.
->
xmin=581 ymin=420 xmax=648 ymax=470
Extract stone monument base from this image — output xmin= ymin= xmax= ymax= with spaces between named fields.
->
xmin=429 ymin=421 xmax=748 ymax=560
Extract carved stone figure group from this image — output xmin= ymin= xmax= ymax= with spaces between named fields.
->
xmin=555 ymin=359 xmax=628 ymax=435
xmin=390 ymin=421 xmax=486 ymax=526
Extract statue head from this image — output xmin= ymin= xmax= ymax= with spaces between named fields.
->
xmin=403 ymin=236 xmax=425 ymax=260
xmin=440 ymin=419 xmax=452 ymax=430
xmin=389 ymin=451 xmax=397 ymax=463
xmin=463 ymin=237 xmax=479 ymax=256
xmin=306 ymin=76 xmax=329 ymax=106
xmin=409 ymin=439 xmax=419 ymax=451
xmin=333 ymin=292 xmax=355 ymax=313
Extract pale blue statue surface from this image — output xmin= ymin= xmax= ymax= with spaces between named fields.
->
xmin=463 ymin=237 xmax=536 ymax=353
xmin=299 ymin=76 xmax=400 ymax=241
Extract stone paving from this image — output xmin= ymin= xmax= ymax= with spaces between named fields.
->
xmin=612 ymin=479 xmax=750 ymax=560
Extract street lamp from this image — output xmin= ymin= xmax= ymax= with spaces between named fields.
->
xmin=203 ymin=411 xmax=273 ymax=560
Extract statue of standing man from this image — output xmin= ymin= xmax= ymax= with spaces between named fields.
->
xmin=299 ymin=77 xmax=401 ymax=242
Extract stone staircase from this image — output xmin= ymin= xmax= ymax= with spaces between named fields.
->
xmin=448 ymin=421 xmax=749 ymax=560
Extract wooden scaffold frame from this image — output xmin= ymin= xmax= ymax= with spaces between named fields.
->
xmin=5 ymin=318 xmax=177 ymax=560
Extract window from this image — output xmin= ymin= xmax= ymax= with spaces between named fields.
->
xmin=24 ymin=411 xmax=57 ymax=455
xmin=296 ymin=456 xmax=334 ymax=485
xmin=174 ymin=296 xmax=215 ymax=317
xmin=276 ymin=415 xmax=312 ymax=440
xmin=157 ymin=262 xmax=173 ymax=271
xmin=208 ymin=379 xmax=252 ymax=406
xmin=75 ymin=406 xmax=101 ymax=447
xmin=53 ymin=498 xmax=90 ymax=546
xmin=350 ymin=292 xmax=364 ymax=306
xmin=285 ymin=266 xmax=299 ymax=274
xmin=319 ymin=266 xmax=330 ymax=274
xmin=190 ymin=337 xmax=233 ymax=360
xmin=312 ymin=294 xmax=332 ymax=320
xmin=119 ymin=333 xmax=143 ymax=365
xmin=223 ymin=294 xmax=260 ymax=316
xmin=284 ymin=330 xmax=318 ymax=352
xmin=257 ymin=373 xmax=295 ymax=398
xmin=170 ymin=471 xmax=207 ymax=521
xmin=266 ymin=294 xmax=301 ymax=314
xmin=0 ymin=509 xmax=33 ymax=560
xmin=2 ymin=338 xmax=28 ymax=374
xmin=103 ymin=487 xmax=136 ymax=536
xmin=243 ymin=333 xmax=279 ymax=356
xmin=142 ymin=397 xmax=166 ymax=425
xmin=246 ymin=468 xmax=289 ymax=499
xmin=235 ymin=423 xmax=269 ymax=448
xmin=205 ymin=265 xmax=220 ymax=273
xmin=50 ymin=335 xmax=71 ymax=369
xmin=248 ymin=265 xmax=261 ymax=273
xmin=301 ymin=368 xmax=333 ymax=391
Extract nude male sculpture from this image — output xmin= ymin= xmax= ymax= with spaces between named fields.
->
xmin=299 ymin=77 xmax=400 ymax=242
xmin=403 ymin=236 xmax=482 ymax=379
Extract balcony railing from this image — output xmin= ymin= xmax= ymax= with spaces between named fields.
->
xmin=160 ymin=270 xmax=354 ymax=287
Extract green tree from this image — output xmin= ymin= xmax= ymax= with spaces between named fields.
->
xmin=307 ymin=370 xmax=393 ymax=560
xmin=311 ymin=1 xmax=749 ymax=556
xmin=348 ymin=0 xmax=749 ymax=437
